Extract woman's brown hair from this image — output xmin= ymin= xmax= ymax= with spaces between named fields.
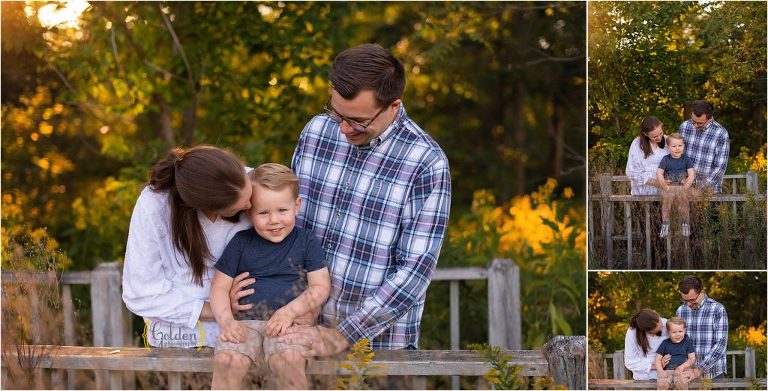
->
xmin=638 ymin=116 xmax=665 ymax=158
xmin=630 ymin=308 xmax=661 ymax=356
xmin=149 ymin=145 xmax=246 ymax=286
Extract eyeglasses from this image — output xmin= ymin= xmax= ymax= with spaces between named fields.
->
xmin=691 ymin=117 xmax=710 ymax=127
xmin=680 ymin=290 xmax=703 ymax=305
xmin=323 ymin=96 xmax=387 ymax=132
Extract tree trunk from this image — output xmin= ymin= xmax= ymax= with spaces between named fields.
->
xmin=550 ymin=94 xmax=563 ymax=177
xmin=514 ymin=80 xmax=527 ymax=195
xmin=181 ymin=94 xmax=197 ymax=145
xmin=154 ymin=94 xmax=174 ymax=145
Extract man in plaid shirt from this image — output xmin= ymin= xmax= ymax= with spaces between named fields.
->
xmin=675 ymin=275 xmax=728 ymax=379
xmin=678 ymin=100 xmax=730 ymax=193
xmin=278 ymin=44 xmax=451 ymax=356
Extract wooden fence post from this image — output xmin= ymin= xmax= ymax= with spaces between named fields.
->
xmin=624 ymin=201 xmax=632 ymax=268
xmin=487 ymin=259 xmax=521 ymax=350
xmin=599 ymin=174 xmax=614 ymax=267
xmin=91 ymin=262 xmax=131 ymax=389
xmin=746 ymin=171 xmax=759 ymax=194
xmin=612 ymin=350 xmax=626 ymax=379
xmin=745 ymin=347 xmax=756 ymax=377
xmin=543 ymin=336 xmax=585 ymax=389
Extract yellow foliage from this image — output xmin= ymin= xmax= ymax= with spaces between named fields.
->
xmin=734 ymin=322 xmax=766 ymax=348
xmin=336 ymin=338 xmax=385 ymax=390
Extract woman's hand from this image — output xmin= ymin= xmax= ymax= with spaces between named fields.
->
xmin=662 ymin=354 xmax=671 ymax=368
xmin=278 ymin=325 xmax=350 ymax=357
xmin=229 ymin=272 xmax=255 ymax=312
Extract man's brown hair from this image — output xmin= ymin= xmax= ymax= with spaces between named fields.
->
xmin=328 ymin=43 xmax=405 ymax=108
xmin=678 ymin=275 xmax=703 ymax=294
xmin=692 ymin=100 xmax=714 ymax=118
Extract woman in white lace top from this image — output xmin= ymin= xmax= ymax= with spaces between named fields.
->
xmin=625 ymin=116 xmax=670 ymax=195
xmin=624 ymin=308 xmax=671 ymax=380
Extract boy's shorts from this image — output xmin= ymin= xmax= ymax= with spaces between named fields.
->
xmin=656 ymin=369 xmax=694 ymax=389
xmin=214 ymin=320 xmax=307 ymax=364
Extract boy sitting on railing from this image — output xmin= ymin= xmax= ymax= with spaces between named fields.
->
xmin=657 ymin=133 xmax=699 ymax=238
xmin=209 ymin=163 xmax=330 ymax=389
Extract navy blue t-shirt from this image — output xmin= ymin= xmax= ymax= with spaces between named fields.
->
xmin=658 ymin=154 xmax=694 ymax=185
xmin=656 ymin=335 xmax=695 ymax=370
xmin=215 ymin=227 xmax=326 ymax=320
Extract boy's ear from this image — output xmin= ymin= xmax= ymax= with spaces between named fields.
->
xmin=294 ymin=196 xmax=302 ymax=213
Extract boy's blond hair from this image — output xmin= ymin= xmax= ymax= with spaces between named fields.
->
xmin=666 ymin=316 xmax=686 ymax=330
xmin=248 ymin=163 xmax=299 ymax=198
xmin=667 ymin=133 xmax=685 ymax=143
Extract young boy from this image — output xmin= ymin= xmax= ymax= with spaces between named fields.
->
xmin=654 ymin=317 xmax=697 ymax=390
xmin=657 ymin=133 xmax=697 ymax=238
xmin=210 ymin=163 xmax=330 ymax=389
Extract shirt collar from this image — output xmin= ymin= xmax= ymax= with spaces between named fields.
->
xmin=357 ymin=104 xmax=406 ymax=150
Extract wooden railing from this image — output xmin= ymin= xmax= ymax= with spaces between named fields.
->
xmin=3 ymin=336 xmax=586 ymax=390
xmin=2 ymin=259 xmax=523 ymax=389
xmin=597 ymin=348 xmax=757 ymax=380
xmin=588 ymin=171 xmax=765 ymax=269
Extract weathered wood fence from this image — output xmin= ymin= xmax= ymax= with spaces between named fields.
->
xmin=4 ymin=336 xmax=586 ymax=390
xmin=588 ymin=171 xmax=765 ymax=269
xmin=2 ymin=259 xmax=537 ymax=390
xmin=590 ymin=348 xmax=763 ymax=389
xmin=598 ymin=348 xmax=757 ymax=380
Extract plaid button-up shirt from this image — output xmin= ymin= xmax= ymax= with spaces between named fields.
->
xmin=678 ymin=119 xmax=730 ymax=193
xmin=676 ymin=295 xmax=728 ymax=378
xmin=291 ymin=104 xmax=451 ymax=349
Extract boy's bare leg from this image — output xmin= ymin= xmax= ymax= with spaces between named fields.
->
xmin=212 ymin=350 xmax=251 ymax=389
xmin=269 ymin=349 xmax=308 ymax=389
xmin=661 ymin=190 xmax=674 ymax=222
xmin=678 ymin=190 xmax=691 ymax=223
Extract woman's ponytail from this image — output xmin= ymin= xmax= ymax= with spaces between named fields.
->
xmin=147 ymin=146 xmax=246 ymax=286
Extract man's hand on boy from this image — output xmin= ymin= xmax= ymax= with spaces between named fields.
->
xmin=220 ymin=319 xmax=246 ymax=344
xmin=229 ymin=272 xmax=255 ymax=312
xmin=266 ymin=307 xmax=296 ymax=337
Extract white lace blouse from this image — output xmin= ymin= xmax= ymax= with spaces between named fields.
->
xmin=624 ymin=317 xmax=668 ymax=380
xmin=625 ymin=137 xmax=670 ymax=195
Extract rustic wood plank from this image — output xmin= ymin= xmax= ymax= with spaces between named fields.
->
xmin=411 ymin=375 xmax=427 ymax=390
xmin=588 ymin=194 xmax=766 ymax=202
xmin=449 ymin=280 xmax=459 ymax=351
xmin=588 ymin=200 xmax=595 ymax=258
xmin=599 ymin=174 xmax=614 ymax=267
xmin=432 ymin=267 xmax=488 ymax=280
xmin=61 ymin=284 xmax=76 ymax=389
xmin=109 ymin=370 xmax=122 ymax=389
xmin=29 ymin=285 xmax=45 ymax=389
xmin=601 ymin=174 xmax=749 ymax=183
xmin=168 ymin=372 xmax=182 ymax=389
xmin=644 ymin=202 xmax=651 ymax=268
xmin=1 ymin=271 xmax=91 ymax=285
xmin=449 ymin=280 xmax=460 ymax=390
xmin=589 ymin=378 xmax=767 ymax=389
xmin=488 ymin=259 xmax=521 ymax=350
xmin=543 ymin=336 xmax=585 ymax=389
xmin=4 ymin=346 xmax=550 ymax=377
xmin=624 ymin=201 xmax=632 ymax=268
